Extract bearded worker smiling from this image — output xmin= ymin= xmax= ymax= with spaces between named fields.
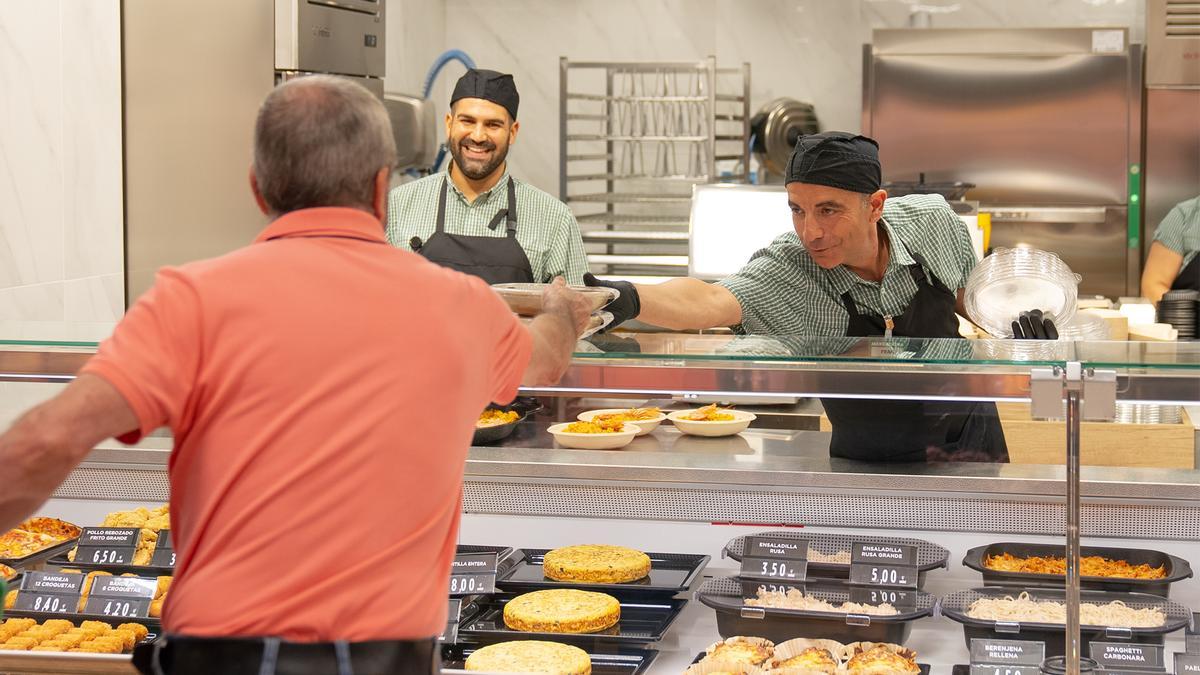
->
xmin=386 ymin=68 xmax=588 ymax=285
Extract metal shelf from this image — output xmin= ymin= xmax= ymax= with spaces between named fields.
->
xmin=567 ymin=193 xmax=692 ymax=204
xmin=581 ymin=231 xmax=689 ymax=244
xmin=576 ymin=214 xmax=689 ymax=227
xmin=567 ymin=135 xmax=708 ymax=142
xmin=585 ymin=254 xmax=689 ymax=267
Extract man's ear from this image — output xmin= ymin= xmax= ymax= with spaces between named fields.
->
xmin=508 ymin=119 xmax=520 ymax=146
xmin=869 ymin=189 xmax=887 ymax=222
xmin=249 ymin=167 xmax=270 ymax=215
xmin=373 ymin=166 xmax=391 ymax=221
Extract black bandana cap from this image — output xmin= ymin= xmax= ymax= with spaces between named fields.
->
xmin=785 ymin=132 xmax=882 ymax=195
xmin=451 ymin=69 xmax=519 ymax=121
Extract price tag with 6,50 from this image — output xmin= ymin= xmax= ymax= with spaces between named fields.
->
xmin=739 ymin=536 xmax=809 ymax=582
xmin=848 ymin=542 xmax=919 ymax=588
xmin=448 ymin=552 xmax=498 ymax=596
xmin=74 ymin=527 xmax=140 ymax=566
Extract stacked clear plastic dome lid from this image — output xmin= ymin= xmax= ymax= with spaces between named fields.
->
xmin=965 ymin=247 xmax=1080 ymax=338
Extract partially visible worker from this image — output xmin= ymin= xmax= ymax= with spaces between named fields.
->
xmin=1142 ymin=194 xmax=1200 ymax=302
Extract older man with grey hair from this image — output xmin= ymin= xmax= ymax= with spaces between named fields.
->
xmin=0 ymin=75 xmax=590 ymax=674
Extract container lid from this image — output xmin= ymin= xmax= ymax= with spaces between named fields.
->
xmin=696 ymin=576 xmax=934 ymax=624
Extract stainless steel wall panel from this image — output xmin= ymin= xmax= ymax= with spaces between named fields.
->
xmin=1144 ymin=88 xmax=1200 ymax=247
xmin=985 ymin=206 xmax=1129 ymax=298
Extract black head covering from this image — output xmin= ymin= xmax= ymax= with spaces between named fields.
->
xmin=785 ymin=132 xmax=882 ymax=194
xmin=451 ymin=69 xmax=519 ymax=121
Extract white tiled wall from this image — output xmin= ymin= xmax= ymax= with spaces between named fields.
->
xmin=0 ymin=0 xmax=123 ymax=342
xmin=387 ymin=0 xmax=1145 ymax=197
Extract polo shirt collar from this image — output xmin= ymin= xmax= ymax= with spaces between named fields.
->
xmin=445 ymin=166 xmax=512 ymax=205
xmin=818 ymin=215 xmax=913 ymax=295
xmin=255 ymin=207 xmax=387 ymax=244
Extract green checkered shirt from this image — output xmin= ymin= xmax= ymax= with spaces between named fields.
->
xmin=717 ymin=193 xmax=977 ymax=336
xmin=386 ymin=168 xmax=588 ymax=284
xmin=1153 ymin=195 xmax=1200 ymax=269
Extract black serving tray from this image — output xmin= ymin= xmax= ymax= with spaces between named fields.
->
xmin=939 ymin=587 xmax=1191 ymax=658
xmin=962 ymin=542 xmax=1192 ymax=597
xmin=722 ymin=531 xmax=948 ymax=588
xmin=697 ymin=576 xmax=933 ymax=645
xmin=0 ymin=538 xmax=79 ymax=570
xmin=457 ymin=594 xmax=686 ymax=646
xmin=443 ymin=644 xmax=657 ymax=674
xmin=46 ymin=551 xmax=173 ymax=577
xmin=496 ymin=549 xmax=709 ymax=597
xmin=3 ymin=608 xmax=162 ymax=635
xmin=688 ymin=651 xmax=931 ymax=674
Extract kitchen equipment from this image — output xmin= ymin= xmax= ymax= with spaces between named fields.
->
xmin=696 ymin=576 xmax=934 ymax=645
xmin=1114 ymin=403 xmax=1183 ymax=425
xmin=883 ymin=173 xmax=975 ymax=201
xmin=496 ymin=549 xmax=709 ymax=597
xmin=863 ymin=28 xmax=1143 ymax=297
xmin=750 ymin=98 xmax=820 ymax=179
xmin=962 ymin=542 xmax=1193 ymax=596
xmin=561 ymin=57 xmax=751 ymax=280
xmin=964 ymin=248 xmax=1080 ymax=338
xmin=939 ymin=587 xmax=1191 ymax=658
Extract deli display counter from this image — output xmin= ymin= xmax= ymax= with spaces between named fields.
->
xmin=0 ymin=335 xmax=1198 ymax=673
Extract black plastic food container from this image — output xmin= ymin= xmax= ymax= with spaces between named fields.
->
xmin=696 ymin=576 xmax=933 ymax=645
xmin=496 ymin=549 xmax=709 ymax=598
xmin=962 ymin=542 xmax=1192 ymax=596
xmin=939 ymin=587 xmax=1191 ymax=658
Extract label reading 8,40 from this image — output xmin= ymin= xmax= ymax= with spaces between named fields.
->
xmin=32 ymin=595 xmax=72 ymax=613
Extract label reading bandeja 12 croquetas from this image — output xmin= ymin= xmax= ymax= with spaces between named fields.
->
xmin=448 ymin=552 xmax=498 ymax=596
xmin=13 ymin=571 xmax=86 ymax=614
xmin=75 ymin=527 xmax=140 ymax=565
xmin=848 ymin=542 xmax=919 ymax=588
xmin=740 ymin=536 xmax=809 ymax=582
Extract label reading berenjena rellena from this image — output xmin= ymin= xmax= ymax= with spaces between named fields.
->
xmin=1090 ymin=642 xmax=1164 ymax=670
xmin=740 ymin=536 xmax=809 ymax=582
xmin=82 ymin=596 xmax=151 ymax=619
xmin=849 ymin=542 xmax=919 ymax=588
xmin=969 ymin=666 xmax=1040 ymax=675
xmin=20 ymin=571 xmax=86 ymax=595
xmin=969 ymin=639 xmax=1045 ymax=667
xmin=78 ymin=527 xmax=140 ymax=547
xmin=89 ymin=576 xmax=157 ymax=600
xmin=1176 ymin=653 xmax=1200 ymax=674
xmin=448 ymin=552 xmax=498 ymax=596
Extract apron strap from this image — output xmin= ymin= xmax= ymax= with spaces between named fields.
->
xmin=486 ymin=177 xmax=518 ymax=236
xmin=435 ymin=178 xmax=450 ymax=236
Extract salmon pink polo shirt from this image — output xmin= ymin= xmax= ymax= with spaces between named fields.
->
xmin=81 ymin=207 xmax=531 ymax=642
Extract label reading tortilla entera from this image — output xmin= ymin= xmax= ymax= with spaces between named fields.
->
xmin=448 ymin=552 xmax=498 ymax=596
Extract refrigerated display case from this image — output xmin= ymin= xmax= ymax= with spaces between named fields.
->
xmin=0 ymin=336 xmax=1198 ymax=673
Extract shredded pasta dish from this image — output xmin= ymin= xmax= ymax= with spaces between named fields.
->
xmin=745 ymin=587 xmax=900 ymax=616
xmin=966 ymin=591 xmax=1165 ymax=627
xmin=984 ymin=552 xmax=1167 ymax=579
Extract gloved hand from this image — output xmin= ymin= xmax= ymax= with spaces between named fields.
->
xmin=583 ymin=273 xmax=641 ymax=329
xmin=1011 ymin=309 xmax=1059 ymax=340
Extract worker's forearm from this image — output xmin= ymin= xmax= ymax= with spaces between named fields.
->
xmin=522 ymin=311 xmax=576 ymax=385
xmin=1142 ymin=278 xmax=1170 ymax=305
xmin=635 ymin=278 xmax=741 ymax=330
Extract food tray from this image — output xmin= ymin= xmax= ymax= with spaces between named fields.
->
xmin=722 ymin=531 xmax=948 ymax=588
xmin=939 ymin=587 xmax=1191 ymax=658
xmin=443 ymin=644 xmax=657 ymax=675
xmin=696 ymin=576 xmax=934 ymax=645
xmin=492 ymin=282 xmax=618 ymax=316
xmin=457 ymin=594 xmax=686 ymax=646
xmin=496 ymin=549 xmax=709 ymax=597
xmin=963 ymin=542 xmax=1192 ymax=596
xmin=688 ymin=651 xmax=931 ymax=674
xmin=0 ymin=650 xmax=139 ymax=674
xmin=4 ymin=609 xmax=162 ymax=634
xmin=473 ymin=407 xmax=529 ymax=445
xmin=0 ymin=538 xmax=79 ymax=569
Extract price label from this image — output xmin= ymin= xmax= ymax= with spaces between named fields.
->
xmin=75 ymin=547 xmax=134 ymax=565
xmin=969 ymin=666 xmax=1040 ymax=675
xmin=448 ymin=553 xmax=497 ymax=596
xmin=439 ymin=598 xmax=463 ymax=644
xmin=848 ymin=586 xmax=917 ymax=610
xmin=90 ymin=576 xmax=157 ymax=600
xmin=740 ymin=536 xmax=809 ymax=582
xmin=13 ymin=592 xmax=79 ymax=614
xmin=848 ymin=542 xmax=919 ymax=588
xmin=20 ymin=571 xmax=85 ymax=594
xmin=150 ymin=548 xmax=176 ymax=568
xmin=969 ymin=639 xmax=1045 ymax=668
xmin=1090 ymin=642 xmax=1164 ymax=670
xmin=78 ymin=527 xmax=140 ymax=547
xmin=83 ymin=596 xmax=151 ymax=618
xmin=1176 ymin=653 xmax=1200 ymax=674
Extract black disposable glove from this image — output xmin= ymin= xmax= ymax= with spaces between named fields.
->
xmin=1011 ymin=309 xmax=1059 ymax=340
xmin=583 ymin=272 xmax=641 ymax=329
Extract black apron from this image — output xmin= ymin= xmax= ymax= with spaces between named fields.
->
xmin=820 ymin=250 xmax=1010 ymax=463
xmin=1169 ymin=254 xmax=1200 ymax=292
xmin=412 ymin=176 xmax=534 ymax=285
